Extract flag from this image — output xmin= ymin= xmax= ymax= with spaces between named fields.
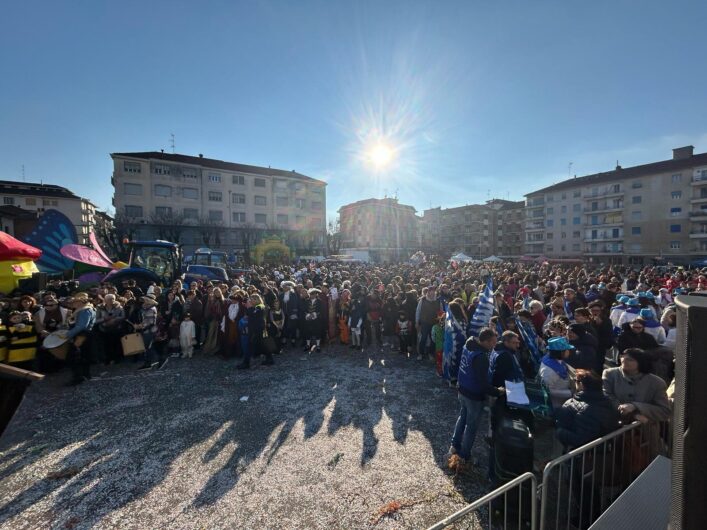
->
xmin=522 ymin=294 xmax=531 ymax=311
xmin=515 ymin=316 xmax=543 ymax=370
xmin=467 ymin=278 xmax=494 ymax=338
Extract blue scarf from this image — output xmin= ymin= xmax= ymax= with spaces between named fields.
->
xmin=542 ymin=354 xmax=568 ymax=379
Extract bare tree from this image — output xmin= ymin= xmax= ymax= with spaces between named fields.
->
xmin=326 ymin=219 xmax=342 ymax=255
xmin=96 ymin=213 xmax=138 ymax=261
xmin=197 ymin=217 xmax=226 ymax=248
xmin=149 ymin=212 xmax=186 ymax=244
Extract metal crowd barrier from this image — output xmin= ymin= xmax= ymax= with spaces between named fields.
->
xmin=426 ymin=472 xmax=537 ymax=530
xmin=538 ymin=420 xmax=670 ymax=530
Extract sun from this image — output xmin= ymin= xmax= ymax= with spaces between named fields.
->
xmin=368 ymin=143 xmax=395 ymax=168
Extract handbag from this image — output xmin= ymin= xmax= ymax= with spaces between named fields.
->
xmin=121 ymin=333 xmax=146 ymax=356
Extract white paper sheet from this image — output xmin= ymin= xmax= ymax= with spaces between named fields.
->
xmin=505 ymin=380 xmax=530 ymax=406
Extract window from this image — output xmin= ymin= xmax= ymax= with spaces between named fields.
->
xmin=561 ymin=193 xmax=566 ymax=200
xmin=560 ymin=218 xmax=567 ymax=226
xmin=155 ymin=206 xmax=172 ymax=217
xmin=546 ymin=195 xmax=554 ymax=203
xmin=573 ymin=203 xmax=581 ymax=212
xmin=232 ymin=175 xmax=245 ymax=185
xmin=546 ymin=245 xmax=554 ymax=252
xmin=182 ymin=187 xmax=198 ymax=200
xmin=277 ymin=214 xmax=288 ymax=225
xmin=561 ymin=232 xmax=567 ymax=239
xmin=590 ymin=215 xmax=598 ymax=225
xmin=296 ymin=215 xmax=305 ymax=225
xmin=546 ymin=219 xmax=554 ymax=227
xmin=311 ymin=201 xmax=323 ymax=211
xmin=670 ymin=224 xmax=682 ymax=233
xmin=208 ymin=210 xmax=223 ymax=222
xmin=295 ymin=198 xmax=306 ymax=209
xmin=310 ymin=217 xmax=322 ymax=226
xmin=573 ymin=190 xmax=581 ymax=198
xmin=232 ymin=193 xmax=245 ymax=204
xmin=631 ymin=226 xmax=641 ymax=235
xmin=631 ymin=211 xmax=642 ymax=221
xmin=153 ymin=164 xmax=171 ymax=175
xmin=182 ymin=167 xmax=198 ymax=179
xmin=208 ymin=191 xmax=222 ymax=202
xmin=561 ymin=205 xmax=567 ymax=213
xmin=121 ymin=182 xmax=142 ymax=196
xmin=255 ymin=213 xmax=267 ymax=224
xmin=276 ymin=196 xmax=289 ymax=207
xmin=572 ymin=217 xmax=580 ymax=225
xmin=275 ymin=179 xmax=288 ymax=190
xmin=671 ymin=207 xmax=682 ymax=217
xmin=254 ymin=178 xmax=266 ymax=187
xmin=25 ymin=198 xmax=36 ymax=205
xmin=2 ymin=197 xmax=13 ymax=205
xmin=154 ymin=185 xmax=172 ymax=197
xmin=671 ymin=191 xmax=682 ymax=200
xmin=124 ymin=161 xmax=141 ymax=173
xmin=573 ymin=231 xmax=581 ymax=238
xmin=632 ymin=196 xmax=642 ymax=204
xmin=208 ymin=173 xmax=221 ymax=183
xmin=561 ymin=245 xmax=566 ymax=252
xmin=183 ymin=208 xmax=198 ymax=219
xmin=672 ymin=173 xmax=682 ymax=183
xmin=546 ymin=207 xmax=554 ymax=215
xmin=124 ymin=205 xmax=143 ymax=217
xmin=611 ymin=184 xmax=621 ymax=193
xmin=232 ymin=212 xmax=245 ymax=223
xmin=632 ymin=181 xmax=642 ymax=189
xmin=670 ymin=240 xmax=681 ymax=250
xmin=546 ymin=232 xmax=554 ymax=239
xmin=254 ymin=195 xmax=267 ymax=206
xmin=572 ymin=243 xmax=580 ymax=251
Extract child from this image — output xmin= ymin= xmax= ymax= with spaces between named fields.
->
xmin=395 ymin=311 xmax=412 ymax=355
xmin=431 ymin=313 xmax=445 ymax=376
xmin=348 ymin=296 xmax=364 ymax=351
xmin=179 ymin=312 xmax=196 ymax=358
xmin=238 ymin=314 xmax=249 ymax=361
xmin=7 ymin=311 xmax=38 ymax=368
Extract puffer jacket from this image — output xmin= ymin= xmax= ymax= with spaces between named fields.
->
xmin=555 ymin=389 xmax=621 ymax=449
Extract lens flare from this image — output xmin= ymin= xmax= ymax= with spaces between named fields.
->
xmin=368 ymin=143 xmax=395 ymax=167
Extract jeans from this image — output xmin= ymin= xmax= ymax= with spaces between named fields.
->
xmin=142 ymin=331 xmax=158 ymax=363
xmin=451 ymin=393 xmax=485 ymax=460
xmin=418 ymin=323 xmax=434 ymax=357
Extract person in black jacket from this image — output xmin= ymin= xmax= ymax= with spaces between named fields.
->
xmin=567 ymin=323 xmax=600 ymax=372
xmin=588 ymin=301 xmax=614 ymax=364
xmin=279 ymin=281 xmax=300 ymax=348
xmin=555 ymin=369 xmax=620 ymax=449
xmin=616 ymin=319 xmax=659 ymax=354
xmin=237 ymin=294 xmax=272 ymax=369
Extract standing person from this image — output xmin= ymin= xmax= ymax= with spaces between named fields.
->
xmin=366 ymin=290 xmax=383 ymax=349
xmin=268 ymin=298 xmax=284 ymax=354
xmin=63 ymin=293 xmax=97 ymax=385
xmin=94 ymin=294 xmax=125 ymax=364
xmin=302 ymin=288 xmax=323 ymax=352
xmin=539 ymin=337 xmax=575 ymax=410
xmin=443 ymin=301 xmax=467 ymax=385
xmin=135 ymin=294 xmax=161 ymax=371
xmin=6 ymin=311 xmax=39 ymax=369
xmin=185 ymin=290 xmax=204 ymax=348
xmin=348 ymin=294 xmax=364 ymax=351
xmin=33 ymin=296 xmax=71 ymax=372
xmin=431 ymin=313 xmax=445 ymax=376
xmin=448 ymin=328 xmax=505 ymax=472
xmin=238 ymin=294 xmax=273 ymax=369
xmin=395 ymin=310 xmax=413 ymax=356
xmin=337 ymin=289 xmax=351 ymax=345
xmin=224 ymin=293 xmax=244 ymax=357
xmin=202 ymin=289 xmax=226 ymax=355
xmin=280 ymin=281 xmax=300 ymax=349
xmin=416 ymin=285 xmax=440 ymax=361
xmin=179 ymin=313 xmax=196 ymax=358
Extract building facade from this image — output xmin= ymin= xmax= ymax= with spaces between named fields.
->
xmin=111 ymin=152 xmax=327 ymax=255
xmin=419 ymin=199 xmax=525 ymax=258
xmin=524 ymin=146 xmax=707 ymax=264
xmin=0 ymin=180 xmax=96 ymax=245
xmin=338 ymin=198 xmax=418 ymax=260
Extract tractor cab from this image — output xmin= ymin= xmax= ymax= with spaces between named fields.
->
xmin=106 ymin=240 xmax=182 ymax=288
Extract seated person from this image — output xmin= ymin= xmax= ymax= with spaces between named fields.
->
xmin=555 ymin=369 xmax=620 ymax=450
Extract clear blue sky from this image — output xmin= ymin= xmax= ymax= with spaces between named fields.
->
xmin=2 ymin=0 xmax=707 ymax=222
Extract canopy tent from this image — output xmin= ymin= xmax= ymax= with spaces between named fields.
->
xmin=0 ymin=232 xmax=42 ymax=261
xmin=482 ymin=255 xmax=503 ymax=263
xmin=450 ymin=252 xmax=477 ymax=263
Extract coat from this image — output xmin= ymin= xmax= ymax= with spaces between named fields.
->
xmin=555 ymin=389 xmax=621 ymax=449
xmin=616 ymin=324 xmax=659 ymax=353
xmin=602 ymin=367 xmax=670 ymax=421
xmin=539 ymin=362 xmax=575 ymax=410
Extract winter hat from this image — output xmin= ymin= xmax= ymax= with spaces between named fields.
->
xmin=627 ymin=298 xmax=640 ymax=307
xmin=547 ymin=337 xmax=576 ymax=351
xmin=639 ymin=308 xmax=655 ymax=320
xmin=618 ymin=295 xmax=630 ymax=304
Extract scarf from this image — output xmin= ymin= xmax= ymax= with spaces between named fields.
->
xmin=542 ymin=354 xmax=568 ymax=379
xmin=228 ymin=302 xmax=240 ymax=322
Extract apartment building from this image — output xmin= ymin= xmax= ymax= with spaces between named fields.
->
xmin=0 ymin=180 xmax=96 ymax=245
xmin=338 ymin=198 xmax=418 ymax=260
xmin=419 ymin=199 xmax=524 ymax=258
xmin=111 ymin=152 xmax=327 ymax=254
xmin=524 ymin=146 xmax=707 ymax=264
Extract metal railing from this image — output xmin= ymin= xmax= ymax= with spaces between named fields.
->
xmin=538 ymin=420 xmax=670 ymax=530
xmin=427 ymin=472 xmax=538 ymax=530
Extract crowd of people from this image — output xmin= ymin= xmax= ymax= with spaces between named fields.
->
xmin=0 ymin=259 xmax=694 ymax=481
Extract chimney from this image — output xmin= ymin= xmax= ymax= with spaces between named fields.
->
xmin=673 ymin=146 xmax=694 ymax=160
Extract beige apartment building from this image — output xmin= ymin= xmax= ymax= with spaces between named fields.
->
xmin=419 ymin=199 xmax=525 ymax=258
xmin=524 ymin=146 xmax=707 ymax=264
xmin=338 ymin=198 xmax=418 ymax=260
xmin=111 ymin=152 xmax=327 ymax=254
xmin=0 ymin=180 xmax=96 ymax=244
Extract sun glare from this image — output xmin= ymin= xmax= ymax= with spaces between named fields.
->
xmin=368 ymin=143 xmax=395 ymax=168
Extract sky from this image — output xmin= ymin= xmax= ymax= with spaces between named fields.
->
xmin=2 ymin=0 xmax=707 ymax=223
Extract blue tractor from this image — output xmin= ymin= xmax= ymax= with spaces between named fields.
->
xmin=105 ymin=240 xmax=228 ymax=288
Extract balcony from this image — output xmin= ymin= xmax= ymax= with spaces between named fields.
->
xmin=583 ymin=205 xmax=624 ymax=214
xmin=586 ymin=219 xmax=624 ymax=228
xmin=585 ymin=245 xmax=624 ymax=254
xmin=689 ymin=229 xmax=707 ymax=239
xmin=690 ymin=246 xmax=707 ymax=254
xmin=583 ymin=189 xmax=625 ymax=199
xmin=689 ymin=210 xmax=707 ymax=220
xmin=583 ymin=236 xmax=624 ymax=243
xmin=691 ymin=176 xmax=707 ymax=186
xmin=690 ymin=195 xmax=707 ymax=204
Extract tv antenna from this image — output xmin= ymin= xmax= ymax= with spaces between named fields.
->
xmin=21 ymin=164 xmax=25 ymax=182
xmin=394 ymin=188 xmax=398 ymax=200
xmin=568 ymin=162 xmax=573 ymax=177
xmin=170 ymin=133 xmax=175 ymax=153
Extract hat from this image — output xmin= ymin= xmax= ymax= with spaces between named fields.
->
xmin=643 ymin=292 xmax=655 ymax=300
xmin=308 ymin=288 xmax=321 ymax=296
xmin=281 ymin=280 xmax=295 ymax=288
xmin=141 ymin=294 xmax=158 ymax=306
xmin=626 ymin=298 xmax=640 ymax=307
xmin=639 ymin=308 xmax=654 ymax=319
xmin=618 ymin=295 xmax=630 ymax=304
xmin=598 ymin=282 xmax=606 ymax=289
xmin=547 ymin=337 xmax=576 ymax=351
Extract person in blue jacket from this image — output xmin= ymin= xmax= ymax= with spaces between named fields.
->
xmin=448 ymin=327 xmax=505 ymax=471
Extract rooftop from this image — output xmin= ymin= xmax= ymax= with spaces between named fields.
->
xmin=338 ymin=197 xmax=416 ymax=213
xmin=0 ymin=180 xmax=80 ymax=199
xmin=526 ymin=147 xmax=707 ymax=196
xmin=111 ymin=152 xmax=326 ymax=185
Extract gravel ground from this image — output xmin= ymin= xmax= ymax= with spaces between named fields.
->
xmin=0 ymin=345 xmax=493 ymax=530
